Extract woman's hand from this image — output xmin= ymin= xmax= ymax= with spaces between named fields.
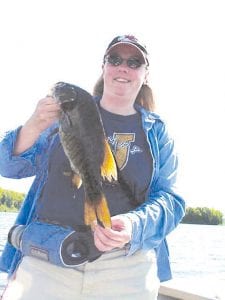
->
xmin=14 ymin=96 xmax=61 ymax=155
xmin=27 ymin=96 xmax=61 ymax=134
xmin=93 ymin=215 xmax=132 ymax=252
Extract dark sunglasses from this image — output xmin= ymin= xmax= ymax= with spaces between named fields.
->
xmin=104 ymin=54 xmax=145 ymax=69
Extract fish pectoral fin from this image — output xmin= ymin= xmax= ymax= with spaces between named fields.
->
xmin=84 ymin=196 xmax=112 ymax=229
xmin=72 ymin=173 xmax=82 ymax=189
xmin=101 ymin=140 xmax=117 ymax=182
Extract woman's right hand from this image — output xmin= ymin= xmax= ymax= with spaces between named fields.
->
xmin=14 ymin=96 xmax=61 ymax=155
xmin=27 ymin=96 xmax=61 ymax=134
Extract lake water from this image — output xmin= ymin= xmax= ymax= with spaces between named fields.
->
xmin=0 ymin=212 xmax=225 ymax=299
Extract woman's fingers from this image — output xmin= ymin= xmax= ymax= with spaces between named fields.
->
xmin=93 ymin=216 xmax=132 ymax=252
xmin=28 ymin=96 xmax=61 ymax=132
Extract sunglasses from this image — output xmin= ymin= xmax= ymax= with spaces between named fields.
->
xmin=104 ymin=54 xmax=145 ymax=69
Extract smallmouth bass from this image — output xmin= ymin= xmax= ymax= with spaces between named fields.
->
xmin=51 ymin=82 xmax=117 ymax=228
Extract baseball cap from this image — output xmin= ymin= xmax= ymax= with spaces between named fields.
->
xmin=104 ymin=34 xmax=149 ymax=66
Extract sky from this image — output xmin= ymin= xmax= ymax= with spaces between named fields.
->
xmin=0 ymin=0 xmax=225 ymax=212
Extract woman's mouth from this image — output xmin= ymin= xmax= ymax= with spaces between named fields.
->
xmin=114 ymin=78 xmax=130 ymax=83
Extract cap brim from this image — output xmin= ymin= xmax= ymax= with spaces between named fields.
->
xmin=105 ymin=42 xmax=148 ymax=64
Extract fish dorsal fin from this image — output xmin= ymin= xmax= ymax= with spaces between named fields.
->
xmin=101 ymin=140 xmax=117 ymax=182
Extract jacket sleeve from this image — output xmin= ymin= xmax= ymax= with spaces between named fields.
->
xmin=125 ymin=120 xmax=185 ymax=255
xmin=0 ymin=125 xmax=57 ymax=179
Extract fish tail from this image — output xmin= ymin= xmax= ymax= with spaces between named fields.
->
xmin=84 ymin=195 xmax=111 ymax=229
xmin=95 ymin=195 xmax=112 ymax=228
xmin=84 ymin=201 xmax=97 ymax=230
xmin=101 ymin=139 xmax=117 ymax=182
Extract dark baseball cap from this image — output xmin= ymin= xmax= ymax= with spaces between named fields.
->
xmin=104 ymin=34 xmax=149 ymax=66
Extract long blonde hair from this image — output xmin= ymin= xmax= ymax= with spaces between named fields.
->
xmin=93 ymin=74 xmax=155 ymax=112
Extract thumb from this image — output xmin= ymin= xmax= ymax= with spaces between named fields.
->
xmin=111 ymin=216 xmax=127 ymax=231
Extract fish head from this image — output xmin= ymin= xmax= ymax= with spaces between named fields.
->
xmin=51 ymin=82 xmax=79 ymax=131
xmin=51 ymin=82 xmax=78 ymax=112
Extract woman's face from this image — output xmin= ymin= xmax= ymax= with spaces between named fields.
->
xmin=102 ymin=44 xmax=148 ymax=100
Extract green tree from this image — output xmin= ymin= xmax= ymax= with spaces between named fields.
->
xmin=0 ymin=187 xmax=25 ymax=212
xmin=182 ymin=207 xmax=223 ymax=225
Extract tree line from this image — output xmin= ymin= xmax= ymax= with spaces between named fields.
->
xmin=182 ymin=206 xmax=223 ymax=225
xmin=0 ymin=187 xmax=224 ymax=225
xmin=0 ymin=187 xmax=25 ymax=212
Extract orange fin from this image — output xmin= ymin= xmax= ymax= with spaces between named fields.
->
xmin=84 ymin=201 xmax=97 ymax=230
xmin=84 ymin=196 xmax=112 ymax=229
xmin=96 ymin=196 xmax=112 ymax=229
xmin=72 ymin=173 xmax=82 ymax=189
xmin=101 ymin=139 xmax=117 ymax=182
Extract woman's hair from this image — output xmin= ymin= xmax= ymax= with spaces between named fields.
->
xmin=93 ymin=74 xmax=155 ymax=112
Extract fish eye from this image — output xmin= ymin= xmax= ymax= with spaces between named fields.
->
xmin=60 ymin=98 xmax=76 ymax=111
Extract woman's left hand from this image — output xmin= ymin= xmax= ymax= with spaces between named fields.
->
xmin=93 ymin=215 xmax=132 ymax=252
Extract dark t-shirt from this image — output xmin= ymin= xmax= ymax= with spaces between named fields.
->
xmin=99 ymin=106 xmax=153 ymax=205
xmin=36 ymin=107 xmax=153 ymax=227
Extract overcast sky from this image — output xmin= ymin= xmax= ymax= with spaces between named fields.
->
xmin=0 ymin=0 xmax=225 ymax=212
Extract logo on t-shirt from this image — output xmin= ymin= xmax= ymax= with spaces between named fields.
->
xmin=108 ymin=133 xmax=142 ymax=170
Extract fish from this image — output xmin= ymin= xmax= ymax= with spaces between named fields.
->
xmin=51 ymin=82 xmax=117 ymax=229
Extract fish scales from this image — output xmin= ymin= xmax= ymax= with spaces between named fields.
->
xmin=51 ymin=82 xmax=117 ymax=228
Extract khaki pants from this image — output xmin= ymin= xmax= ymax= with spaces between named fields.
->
xmin=2 ymin=248 xmax=159 ymax=300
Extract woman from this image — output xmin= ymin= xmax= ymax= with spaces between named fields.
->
xmin=0 ymin=35 xmax=185 ymax=300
